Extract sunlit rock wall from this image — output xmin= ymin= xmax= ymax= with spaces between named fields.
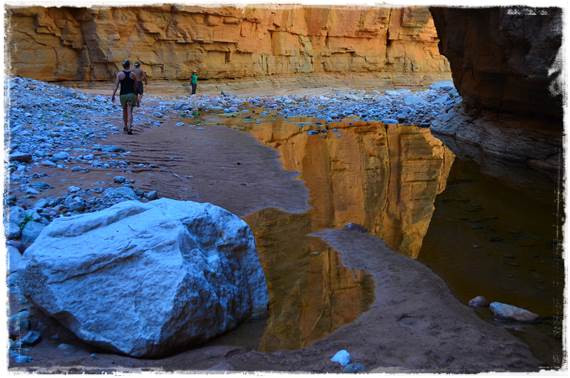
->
xmin=249 ymin=120 xmax=454 ymax=259
xmin=7 ymin=5 xmax=449 ymax=81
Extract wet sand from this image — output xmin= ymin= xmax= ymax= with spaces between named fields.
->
xmin=11 ymin=101 xmax=543 ymax=373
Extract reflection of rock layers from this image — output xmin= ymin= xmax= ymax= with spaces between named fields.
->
xmin=7 ymin=6 xmax=449 ymax=81
xmin=246 ymin=209 xmax=374 ymax=352
xmin=250 ymin=121 xmax=454 ymax=258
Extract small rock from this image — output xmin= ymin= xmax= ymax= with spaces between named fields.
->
xmin=331 ymin=349 xmax=352 ymax=367
xmin=8 ymin=245 xmax=26 ymax=274
xmin=468 ymin=296 xmax=489 ymax=308
xmin=101 ymin=145 xmax=125 ymax=153
xmin=57 ymin=343 xmax=77 ymax=353
xmin=51 ymin=151 xmax=70 ymax=161
xmin=144 ymin=190 xmax=158 ymax=200
xmin=343 ymin=363 xmax=366 ymax=373
xmin=343 ymin=223 xmax=368 ymax=233
xmin=11 ymin=152 xmax=33 ymax=163
xmin=382 ymin=118 xmax=398 ymax=124
xmin=489 ymin=302 xmax=539 ymax=323
xmin=175 ymin=122 xmax=185 ymax=127
xmin=21 ymin=221 xmax=46 ymax=247
xmin=64 ymin=195 xmax=86 ymax=212
xmin=113 ymin=176 xmax=126 ymax=184
xmin=20 ymin=330 xmax=42 ymax=346
xmin=41 ymin=160 xmax=56 ymax=167
xmin=68 ymin=186 xmax=81 ymax=193
xmin=6 ymin=222 xmax=22 ymax=240
xmin=9 ymin=310 xmax=31 ymax=338
xmin=10 ymin=351 xmax=32 ymax=364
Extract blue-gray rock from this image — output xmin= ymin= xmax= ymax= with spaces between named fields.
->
xmin=33 ymin=198 xmax=49 ymax=209
xmin=10 ymin=351 xmax=32 ymax=364
xmin=9 ymin=310 xmax=30 ymax=338
xmin=21 ymin=221 xmax=46 ymax=248
xmin=8 ymin=245 xmax=26 ymax=274
xmin=6 ymin=222 xmax=22 ymax=240
xmin=68 ymin=186 xmax=81 ymax=193
xmin=6 ymin=194 xmax=17 ymax=205
xmin=25 ymin=187 xmax=39 ymax=195
xmin=102 ymin=186 xmax=137 ymax=206
xmin=468 ymin=296 xmax=489 ymax=308
xmin=31 ymin=181 xmax=51 ymax=191
xmin=10 ymin=206 xmax=27 ymax=227
xmin=175 ymin=122 xmax=185 ymax=127
xmin=64 ymin=196 xmax=86 ymax=212
xmin=101 ymin=145 xmax=125 ymax=153
xmin=144 ymin=191 xmax=158 ymax=201
xmin=343 ymin=363 xmax=366 ymax=373
xmin=41 ymin=160 xmax=56 ymax=167
xmin=23 ymin=198 xmax=269 ymax=357
xmin=10 ymin=152 xmax=32 ymax=163
xmin=382 ymin=118 xmax=398 ymax=124
xmin=57 ymin=343 xmax=77 ymax=353
xmin=20 ymin=330 xmax=42 ymax=346
xmin=113 ymin=176 xmax=126 ymax=184
xmin=489 ymin=302 xmax=539 ymax=323
xmin=51 ymin=151 xmax=70 ymax=161
xmin=331 ymin=349 xmax=352 ymax=367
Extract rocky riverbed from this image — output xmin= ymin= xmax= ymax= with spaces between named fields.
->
xmin=4 ymin=76 xmax=558 ymax=372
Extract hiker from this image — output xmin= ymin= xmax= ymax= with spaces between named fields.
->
xmin=111 ymin=60 xmax=137 ymax=135
xmin=133 ymin=61 xmax=148 ymax=106
xmin=191 ymin=70 xmax=198 ymax=95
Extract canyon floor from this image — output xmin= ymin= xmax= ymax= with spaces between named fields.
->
xmin=6 ymin=74 xmax=562 ymax=373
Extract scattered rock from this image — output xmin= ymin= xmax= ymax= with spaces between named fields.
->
xmin=331 ymin=349 xmax=352 ymax=367
xmin=343 ymin=223 xmax=368 ymax=233
xmin=489 ymin=302 xmax=539 ymax=323
xmin=343 ymin=363 xmax=366 ymax=373
xmin=101 ymin=186 xmax=138 ymax=206
xmin=468 ymin=296 xmax=489 ymax=308
xmin=20 ymin=330 xmax=42 ymax=346
xmin=51 ymin=151 xmax=70 ymax=161
xmin=144 ymin=190 xmax=158 ymax=200
xmin=21 ymin=221 xmax=46 ymax=248
xmin=11 ymin=152 xmax=33 ymax=163
xmin=68 ymin=186 xmax=81 ymax=193
xmin=10 ymin=351 xmax=32 ymax=364
xmin=113 ymin=175 xmax=126 ymax=184
xmin=23 ymin=198 xmax=269 ymax=357
xmin=9 ymin=310 xmax=31 ymax=338
xmin=8 ymin=245 xmax=26 ymax=274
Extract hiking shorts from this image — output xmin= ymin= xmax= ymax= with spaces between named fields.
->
xmin=120 ymin=93 xmax=137 ymax=107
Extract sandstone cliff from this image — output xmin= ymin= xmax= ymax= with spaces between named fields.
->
xmin=430 ymin=7 xmax=562 ymax=120
xmin=7 ymin=5 xmax=449 ymax=81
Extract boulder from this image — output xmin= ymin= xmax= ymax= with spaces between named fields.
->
xmin=23 ymin=198 xmax=268 ymax=357
xmin=489 ymin=302 xmax=539 ymax=323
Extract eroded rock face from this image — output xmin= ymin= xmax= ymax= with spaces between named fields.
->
xmin=23 ymin=198 xmax=268 ymax=357
xmin=430 ymin=7 xmax=562 ymax=119
xmin=7 ymin=5 xmax=449 ymax=81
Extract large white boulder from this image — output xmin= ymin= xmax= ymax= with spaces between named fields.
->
xmin=22 ymin=198 xmax=268 ymax=357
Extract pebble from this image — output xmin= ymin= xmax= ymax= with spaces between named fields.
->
xmin=68 ymin=186 xmax=81 ymax=193
xmin=468 ymin=296 xmax=489 ymax=308
xmin=20 ymin=330 xmax=42 ymax=346
xmin=331 ymin=349 xmax=352 ymax=367
xmin=113 ymin=176 xmax=126 ymax=184
xmin=144 ymin=190 xmax=158 ymax=200
xmin=51 ymin=151 xmax=69 ymax=161
xmin=343 ymin=363 xmax=366 ymax=373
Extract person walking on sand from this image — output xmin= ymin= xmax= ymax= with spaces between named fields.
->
xmin=133 ymin=61 xmax=147 ymax=106
xmin=111 ymin=60 xmax=137 ymax=135
xmin=191 ymin=70 xmax=198 ymax=95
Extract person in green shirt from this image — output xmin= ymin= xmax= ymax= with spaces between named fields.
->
xmin=191 ymin=70 xmax=198 ymax=95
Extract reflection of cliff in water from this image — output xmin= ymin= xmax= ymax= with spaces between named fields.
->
xmin=248 ymin=119 xmax=455 ymax=258
xmin=214 ymin=116 xmax=455 ymax=351
xmin=246 ymin=209 xmax=374 ymax=352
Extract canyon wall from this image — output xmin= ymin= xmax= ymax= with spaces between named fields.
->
xmin=7 ymin=5 xmax=449 ymax=81
xmin=430 ymin=7 xmax=562 ymax=119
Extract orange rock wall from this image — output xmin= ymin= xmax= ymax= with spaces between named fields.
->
xmin=7 ymin=5 xmax=449 ymax=81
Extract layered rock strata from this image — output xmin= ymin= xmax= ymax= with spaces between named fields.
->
xmin=7 ymin=5 xmax=449 ymax=81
